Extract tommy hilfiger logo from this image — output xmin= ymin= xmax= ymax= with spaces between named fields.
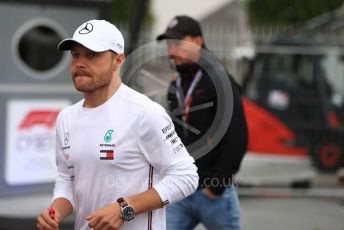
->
xmin=100 ymin=150 xmax=114 ymax=160
xmin=104 ymin=130 xmax=114 ymax=142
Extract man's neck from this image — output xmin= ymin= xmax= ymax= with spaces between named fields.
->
xmin=176 ymin=63 xmax=200 ymax=81
xmin=83 ymin=77 xmax=121 ymax=108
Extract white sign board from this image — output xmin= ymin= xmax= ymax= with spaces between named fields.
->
xmin=5 ymin=99 xmax=70 ymax=185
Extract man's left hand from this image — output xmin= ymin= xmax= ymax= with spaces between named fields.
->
xmin=86 ymin=203 xmax=124 ymax=230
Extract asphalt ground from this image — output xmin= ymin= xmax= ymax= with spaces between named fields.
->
xmin=0 ymin=172 xmax=343 ymax=230
xmin=195 ymin=172 xmax=344 ymax=230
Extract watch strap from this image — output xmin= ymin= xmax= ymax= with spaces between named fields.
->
xmin=117 ymin=197 xmax=128 ymax=208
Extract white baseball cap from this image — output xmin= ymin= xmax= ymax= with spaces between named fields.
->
xmin=58 ymin=19 xmax=124 ymax=54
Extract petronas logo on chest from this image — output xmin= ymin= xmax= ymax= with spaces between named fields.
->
xmin=104 ymin=130 xmax=114 ymax=142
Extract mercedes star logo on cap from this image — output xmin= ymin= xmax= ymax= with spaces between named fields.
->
xmin=79 ymin=23 xmax=93 ymax=34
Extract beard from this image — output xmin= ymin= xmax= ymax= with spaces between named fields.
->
xmin=72 ymin=69 xmax=113 ymax=93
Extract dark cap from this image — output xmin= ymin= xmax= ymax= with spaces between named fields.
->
xmin=156 ymin=15 xmax=203 ymax=41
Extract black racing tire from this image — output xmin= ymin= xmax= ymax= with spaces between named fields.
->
xmin=312 ymin=138 xmax=343 ymax=172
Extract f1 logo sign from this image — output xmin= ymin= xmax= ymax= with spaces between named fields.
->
xmin=19 ymin=110 xmax=60 ymax=130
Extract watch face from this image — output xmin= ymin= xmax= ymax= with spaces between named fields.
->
xmin=122 ymin=206 xmax=135 ymax=221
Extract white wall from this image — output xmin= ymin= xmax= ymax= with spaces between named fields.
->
xmin=151 ymin=0 xmax=233 ymax=36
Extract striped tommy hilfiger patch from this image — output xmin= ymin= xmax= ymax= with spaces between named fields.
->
xmin=99 ymin=150 xmax=114 ymax=160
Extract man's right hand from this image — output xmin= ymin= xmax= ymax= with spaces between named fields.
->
xmin=37 ymin=209 xmax=60 ymax=230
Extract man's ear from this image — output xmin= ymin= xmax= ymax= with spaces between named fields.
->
xmin=193 ymin=36 xmax=204 ymax=47
xmin=114 ymin=53 xmax=125 ymax=70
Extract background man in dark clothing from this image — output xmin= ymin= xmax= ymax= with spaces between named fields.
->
xmin=157 ymin=15 xmax=248 ymax=229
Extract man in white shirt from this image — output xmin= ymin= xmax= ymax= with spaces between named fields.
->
xmin=36 ymin=19 xmax=198 ymax=230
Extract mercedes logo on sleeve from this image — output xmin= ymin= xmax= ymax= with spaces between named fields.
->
xmin=79 ymin=23 xmax=93 ymax=34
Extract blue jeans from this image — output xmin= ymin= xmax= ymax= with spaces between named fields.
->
xmin=167 ymin=186 xmax=241 ymax=230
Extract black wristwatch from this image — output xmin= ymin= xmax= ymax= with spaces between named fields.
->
xmin=117 ymin=197 xmax=135 ymax=221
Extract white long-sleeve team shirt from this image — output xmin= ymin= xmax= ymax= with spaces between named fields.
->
xmin=53 ymin=83 xmax=198 ymax=230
